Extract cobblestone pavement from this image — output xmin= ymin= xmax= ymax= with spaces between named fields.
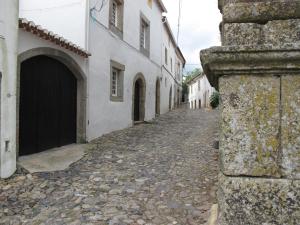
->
xmin=0 ymin=107 xmax=219 ymax=225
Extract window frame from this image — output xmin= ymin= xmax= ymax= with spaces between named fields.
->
xmin=110 ymin=60 xmax=125 ymax=102
xmin=109 ymin=0 xmax=124 ymax=39
xmin=140 ymin=12 xmax=150 ymax=57
xmin=111 ymin=68 xmax=118 ymax=97
xmin=165 ymin=47 xmax=168 ymax=65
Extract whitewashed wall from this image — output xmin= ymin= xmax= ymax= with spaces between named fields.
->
xmin=0 ymin=0 xmax=19 ymax=178
xmin=19 ymin=0 xmax=88 ymax=48
xmin=18 ymin=0 xmax=185 ymax=142
xmin=188 ymin=75 xmax=215 ymax=109
xmin=87 ymin=0 xmax=164 ymax=140
xmin=160 ymin=23 xmax=183 ymax=114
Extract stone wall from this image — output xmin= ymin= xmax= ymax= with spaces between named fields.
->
xmin=201 ymin=0 xmax=300 ymax=224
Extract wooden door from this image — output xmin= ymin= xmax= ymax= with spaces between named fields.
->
xmin=134 ymin=80 xmax=141 ymax=121
xmin=19 ymin=56 xmax=77 ymax=156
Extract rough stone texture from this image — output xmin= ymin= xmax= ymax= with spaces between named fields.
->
xmin=219 ymin=75 xmax=281 ymax=177
xmin=281 ymin=75 xmax=300 ymax=179
xmin=221 ymin=1 xmax=300 ymax=23
xmin=223 ymin=19 xmax=300 ymax=46
xmin=0 ymin=108 xmax=219 ymax=225
xmin=202 ymin=1 xmax=300 ymax=223
xmin=200 ymin=45 xmax=300 ymax=90
xmin=218 ymin=174 xmax=300 ymax=225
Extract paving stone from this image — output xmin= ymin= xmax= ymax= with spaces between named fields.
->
xmin=0 ymin=107 xmax=219 ymax=225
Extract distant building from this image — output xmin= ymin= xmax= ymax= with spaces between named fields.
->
xmin=187 ymin=73 xmax=215 ymax=109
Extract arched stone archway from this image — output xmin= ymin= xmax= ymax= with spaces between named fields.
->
xmin=17 ymin=47 xmax=87 ymax=156
xmin=132 ymin=73 xmax=146 ymax=122
xmin=155 ymin=78 xmax=161 ymax=116
xmin=169 ymin=86 xmax=172 ymax=111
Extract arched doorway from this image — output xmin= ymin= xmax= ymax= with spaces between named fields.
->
xmin=19 ymin=55 xmax=77 ymax=156
xmin=133 ymin=73 xmax=146 ymax=122
xmin=155 ymin=78 xmax=160 ymax=115
xmin=177 ymin=88 xmax=180 ymax=107
xmin=17 ymin=48 xmax=87 ymax=156
xmin=169 ymin=86 xmax=172 ymax=111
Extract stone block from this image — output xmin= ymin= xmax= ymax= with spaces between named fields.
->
xmin=281 ymin=75 xmax=300 ymax=179
xmin=223 ymin=19 xmax=300 ymax=46
xmin=219 ymin=75 xmax=281 ymax=177
xmin=222 ymin=1 xmax=300 ymax=23
xmin=218 ymin=174 xmax=300 ymax=225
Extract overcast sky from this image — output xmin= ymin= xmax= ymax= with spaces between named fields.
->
xmin=162 ymin=0 xmax=222 ymax=72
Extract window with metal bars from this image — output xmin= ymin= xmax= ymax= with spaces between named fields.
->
xmin=111 ymin=1 xmax=118 ymax=27
xmin=139 ymin=15 xmax=150 ymax=57
xmin=140 ymin=21 xmax=147 ymax=49
xmin=111 ymin=68 xmax=118 ymax=96
xmin=109 ymin=0 xmax=124 ymax=38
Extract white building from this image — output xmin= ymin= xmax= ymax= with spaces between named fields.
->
xmin=0 ymin=0 xmax=19 ymax=178
xmin=0 ymin=0 xmax=186 ymax=178
xmin=187 ymin=73 xmax=215 ymax=109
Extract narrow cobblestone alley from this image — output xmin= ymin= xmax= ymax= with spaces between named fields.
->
xmin=0 ymin=107 xmax=219 ymax=225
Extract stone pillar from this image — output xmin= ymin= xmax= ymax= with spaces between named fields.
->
xmin=0 ymin=0 xmax=19 ymax=178
xmin=201 ymin=0 xmax=300 ymax=224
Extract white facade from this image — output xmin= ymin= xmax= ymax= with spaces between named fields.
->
xmin=19 ymin=0 xmax=88 ymax=48
xmin=19 ymin=0 xmax=185 ymax=141
xmin=188 ymin=74 xmax=215 ymax=109
xmin=0 ymin=0 xmax=186 ymax=178
xmin=0 ymin=0 xmax=19 ymax=178
xmin=161 ymin=20 xmax=184 ymax=113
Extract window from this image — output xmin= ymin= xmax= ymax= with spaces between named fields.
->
xmin=140 ymin=13 xmax=150 ymax=57
xmin=111 ymin=69 xmax=118 ymax=96
xmin=177 ymin=62 xmax=181 ymax=80
xmin=109 ymin=0 xmax=124 ymax=38
xmin=165 ymin=48 xmax=168 ymax=65
xmin=110 ymin=60 xmax=125 ymax=102
xmin=170 ymin=58 xmax=173 ymax=72
xmin=140 ymin=21 xmax=147 ymax=48
xmin=190 ymin=86 xmax=193 ymax=94
xmin=198 ymin=80 xmax=200 ymax=91
xmin=112 ymin=1 xmax=118 ymax=26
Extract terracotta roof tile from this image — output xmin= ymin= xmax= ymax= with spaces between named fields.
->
xmin=19 ymin=18 xmax=91 ymax=58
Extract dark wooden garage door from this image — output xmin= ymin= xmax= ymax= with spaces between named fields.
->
xmin=19 ymin=55 xmax=77 ymax=156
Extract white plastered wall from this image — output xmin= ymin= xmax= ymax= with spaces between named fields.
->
xmin=0 ymin=0 xmax=19 ymax=178
xmin=188 ymin=75 xmax=215 ymax=109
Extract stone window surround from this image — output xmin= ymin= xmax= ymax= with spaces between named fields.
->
xmin=110 ymin=60 xmax=125 ymax=102
xmin=140 ymin=12 xmax=150 ymax=58
xmin=109 ymin=0 xmax=124 ymax=39
xmin=165 ymin=47 xmax=168 ymax=65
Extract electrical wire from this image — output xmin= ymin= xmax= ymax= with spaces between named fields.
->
xmin=91 ymin=0 xmax=108 ymax=13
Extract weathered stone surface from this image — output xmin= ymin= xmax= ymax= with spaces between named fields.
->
xmin=223 ymin=19 xmax=300 ymax=46
xmin=218 ymin=174 xmax=300 ymax=225
xmin=200 ymin=45 xmax=300 ymax=89
xmin=281 ymin=75 xmax=300 ymax=179
xmin=219 ymin=75 xmax=281 ymax=177
xmin=222 ymin=1 xmax=300 ymax=23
